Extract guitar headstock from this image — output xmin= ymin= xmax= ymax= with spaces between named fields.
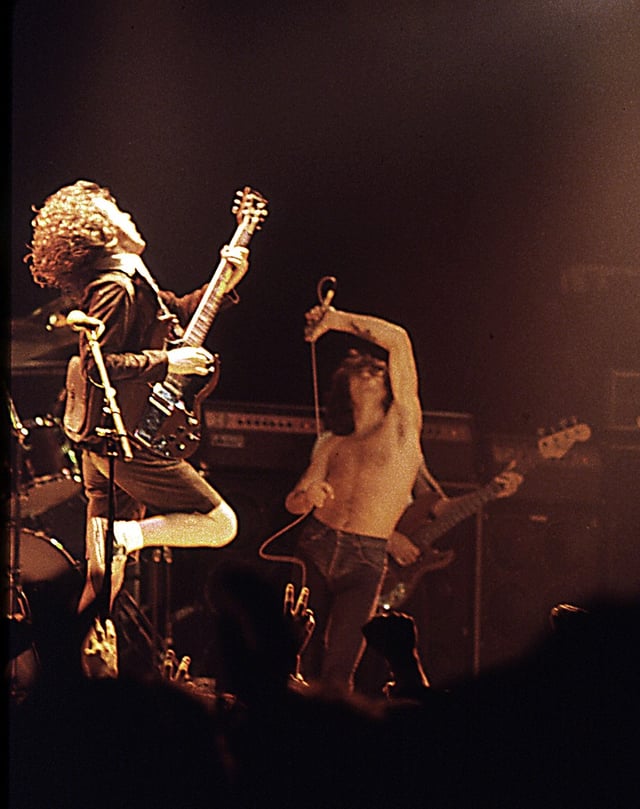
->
xmin=232 ymin=186 xmax=269 ymax=233
xmin=537 ymin=418 xmax=592 ymax=460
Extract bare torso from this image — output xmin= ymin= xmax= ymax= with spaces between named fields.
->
xmin=313 ymin=406 xmax=422 ymax=538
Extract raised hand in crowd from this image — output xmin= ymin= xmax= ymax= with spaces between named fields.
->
xmin=362 ymin=610 xmax=430 ymax=700
xmin=283 ymin=582 xmax=316 ymax=687
xmin=80 ymin=617 xmax=119 ymax=679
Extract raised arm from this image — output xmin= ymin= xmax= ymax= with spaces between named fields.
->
xmin=305 ymin=306 xmax=422 ymax=426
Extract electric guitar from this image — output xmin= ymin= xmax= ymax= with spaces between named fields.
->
xmin=379 ymin=420 xmax=592 ymax=610
xmin=130 ymin=187 xmax=268 ymax=459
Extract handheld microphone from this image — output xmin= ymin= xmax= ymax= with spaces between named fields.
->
xmin=320 ymin=287 xmax=335 ymax=309
xmin=305 ymin=276 xmax=337 ymax=341
xmin=317 ymin=275 xmax=337 ymax=310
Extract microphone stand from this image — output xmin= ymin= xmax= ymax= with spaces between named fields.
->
xmin=80 ymin=324 xmax=133 ymax=620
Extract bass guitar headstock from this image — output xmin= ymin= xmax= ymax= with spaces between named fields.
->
xmin=537 ymin=418 xmax=592 ymax=460
xmin=232 ymin=186 xmax=269 ymax=234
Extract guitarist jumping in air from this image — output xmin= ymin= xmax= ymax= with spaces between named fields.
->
xmin=285 ymin=303 xmax=522 ymax=694
xmin=26 ymin=180 xmax=268 ymax=668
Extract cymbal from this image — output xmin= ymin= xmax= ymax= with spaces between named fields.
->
xmin=11 ymin=297 xmax=78 ymax=369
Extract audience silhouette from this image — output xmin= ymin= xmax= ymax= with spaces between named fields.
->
xmin=8 ymin=557 xmax=640 ymax=809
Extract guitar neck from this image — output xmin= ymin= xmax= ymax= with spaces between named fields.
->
xmin=160 ymin=220 xmax=255 ymax=394
xmin=181 ymin=225 xmax=253 ymax=348
xmin=422 ymin=482 xmax=503 ymax=543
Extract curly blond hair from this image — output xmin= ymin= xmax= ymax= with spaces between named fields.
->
xmin=25 ymin=180 xmax=122 ymax=294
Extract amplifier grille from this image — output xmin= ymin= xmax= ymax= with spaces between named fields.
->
xmin=198 ymin=401 xmax=479 ymax=483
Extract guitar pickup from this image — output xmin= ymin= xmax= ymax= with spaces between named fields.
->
xmin=148 ymin=383 xmax=178 ymax=416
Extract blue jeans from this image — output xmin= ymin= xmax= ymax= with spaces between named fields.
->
xmin=294 ymin=515 xmax=388 ymax=691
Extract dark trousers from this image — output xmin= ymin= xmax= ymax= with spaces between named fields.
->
xmin=82 ymin=448 xmax=220 ymax=522
xmin=294 ymin=515 xmax=388 ymax=691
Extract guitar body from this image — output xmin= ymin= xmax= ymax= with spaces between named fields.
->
xmin=379 ymin=420 xmax=592 ymax=611
xmin=126 ymin=358 xmax=221 ymax=460
xmin=395 ymin=489 xmax=442 ymax=536
xmin=381 ymin=492 xmax=457 ymax=610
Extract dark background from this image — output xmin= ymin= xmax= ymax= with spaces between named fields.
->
xmin=8 ymin=1 xmax=640 ymax=679
xmin=10 ymin=0 xmax=640 ymax=433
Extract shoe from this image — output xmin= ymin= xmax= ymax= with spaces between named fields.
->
xmin=77 ymin=518 xmax=128 ymax=614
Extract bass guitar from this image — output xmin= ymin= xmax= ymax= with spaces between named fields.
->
xmin=379 ymin=420 xmax=592 ymax=610
xmin=130 ymin=187 xmax=268 ymax=459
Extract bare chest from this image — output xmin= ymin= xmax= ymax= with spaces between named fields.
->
xmin=326 ymin=423 xmax=420 ymax=484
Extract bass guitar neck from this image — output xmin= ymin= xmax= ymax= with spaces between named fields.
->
xmin=379 ymin=419 xmax=592 ymax=610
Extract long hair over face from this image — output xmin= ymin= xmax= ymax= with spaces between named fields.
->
xmin=25 ymin=180 xmax=121 ymax=296
xmin=323 ymin=349 xmax=393 ymax=435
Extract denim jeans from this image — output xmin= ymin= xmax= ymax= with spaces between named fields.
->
xmin=294 ymin=515 xmax=388 ymax=691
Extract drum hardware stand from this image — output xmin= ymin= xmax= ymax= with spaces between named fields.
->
xmin=113 ymin=588 xmax=167 ymax=675
xmin=148 ymin=546 xmax=174 ymax=660
xmin=5 ymin=387 xmax=40 ymax=703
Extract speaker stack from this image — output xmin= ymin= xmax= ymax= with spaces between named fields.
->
xmin=477 ymin=433 xmax=606 ymax=674
xmin=167 ymin=402 xmax=614 ymax=686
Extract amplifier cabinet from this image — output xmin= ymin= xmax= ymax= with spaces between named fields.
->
xmin=198 ymin=401 xmax=318 ymax=473
xmin=479 ymin=501 xmax=605 ymax=671
xmin=198 ymin=401 xmax=480 ymax=484
xmin=421 ymin=410 xmax=479 ymax=485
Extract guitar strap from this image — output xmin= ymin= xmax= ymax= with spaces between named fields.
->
xmin=95 ymin=253 xmax=183 ymax=338
xmin=418 ymin=455 xmax=448 ymax=500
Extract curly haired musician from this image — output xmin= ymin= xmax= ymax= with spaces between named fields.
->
xmin=26 ymin=179 xmax=250 ymax=628
xmin=285 ymin=305 xmax=522 ymax=693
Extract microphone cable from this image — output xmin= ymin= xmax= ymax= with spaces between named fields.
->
xmin=256 ymin=276 xmax=338 ymax=590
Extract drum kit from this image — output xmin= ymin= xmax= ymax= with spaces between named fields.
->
xmin=7 ymin=299 xmax=169 ymax=696
xmin=6 ymin=299 xmax=86 ymax=698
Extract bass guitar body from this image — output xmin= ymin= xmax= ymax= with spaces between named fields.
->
xmin=380 ymin=491 xmax=456 ymax=611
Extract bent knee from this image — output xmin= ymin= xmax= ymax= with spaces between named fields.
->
xmin=207 ymin=500 xmax=238 ymax=546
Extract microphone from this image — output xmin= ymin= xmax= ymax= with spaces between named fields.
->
xmin=320 ymin=287 xmax=335 ymax=309
xmin=65 ymin=310 xmax=106 ymax=337
xmin=317 ymin=275 xmax=337 ymax=310
xmin=305 ymin=276 xmax=337 ymax=340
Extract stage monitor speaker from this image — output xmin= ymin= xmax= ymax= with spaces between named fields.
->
xmin=478 ymin=502 xmax=605 ymax=672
